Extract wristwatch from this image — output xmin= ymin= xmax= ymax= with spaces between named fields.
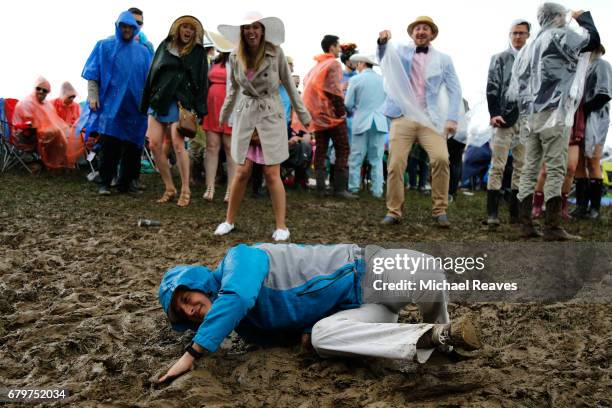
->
xmin=184 ymin=342 xmax=204 ymax=359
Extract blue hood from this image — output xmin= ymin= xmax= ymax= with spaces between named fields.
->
xmin=115 ymin=10 xmax=140 ymax=42
xmin=158 ymin=265 xmax=221 ymax=332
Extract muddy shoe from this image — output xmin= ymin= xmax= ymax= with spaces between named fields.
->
xmin=543 ymin=196 xmax=581 ymax=241
xmin=381 ymin=215 xmax=400 ymax=225
xmin=432 ymin=317 xmax=482 ymax=351
xmin=335 ymin=190 xmax=358 ymax=199
xmin=518 ymin=194 xmax=543 ymax=238
xmin=98 ymin=186 xmax=111 ymax=196
xmin=432 ymin=214 xmax=451 ymax=229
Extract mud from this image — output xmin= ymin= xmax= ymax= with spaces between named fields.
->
xmin=0 ymin=172 xmax=610 ymax=407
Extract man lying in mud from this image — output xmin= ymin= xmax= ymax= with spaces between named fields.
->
xmin=157 ymin=243 xmax=481 ymax=383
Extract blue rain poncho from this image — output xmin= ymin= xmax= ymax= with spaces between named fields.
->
xmin=81 ymin=11 xmax=152 ymax=147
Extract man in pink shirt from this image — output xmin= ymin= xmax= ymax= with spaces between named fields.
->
xmin=378 ymin=16 xmax=462 ymax=228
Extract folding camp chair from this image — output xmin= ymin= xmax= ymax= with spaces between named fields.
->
xmin=0 ymin=98 xmax=33 ymax=173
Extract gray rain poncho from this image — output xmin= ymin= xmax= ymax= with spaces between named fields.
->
xmin=378 ymin=41 xmax=465 ymax=136
xmin=509 ymin=4 xmax=598 ymax=134
xmin=584 ymin=57 xmax=612 ymax=157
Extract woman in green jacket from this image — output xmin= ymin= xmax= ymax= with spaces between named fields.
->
xmin=141 ymin=15 xmax=208 ymax=207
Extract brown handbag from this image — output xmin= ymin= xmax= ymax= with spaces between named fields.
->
xmin=177 ymin=102 xmax=198 ymax=138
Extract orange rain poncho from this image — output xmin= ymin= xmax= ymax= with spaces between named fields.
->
xmin=52 ymin=81 xmax=81 ymax=126
xmin=12 ymin=78 xmax=85 ymax=169
xmin=302 ymin=54 xmax=345 ymax=132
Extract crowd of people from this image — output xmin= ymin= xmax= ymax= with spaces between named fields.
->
xmin=4 ymin=3 xmax=610 ymax=388
xmin=7 ymin=3 xmax=610 ymax=241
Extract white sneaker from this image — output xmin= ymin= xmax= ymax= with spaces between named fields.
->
xmin=214 ymin=222 xmax=235 ymax=236
xmin=272 ymin=228 xmax=290 ymax=241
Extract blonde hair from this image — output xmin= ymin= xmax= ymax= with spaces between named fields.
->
xmin=237 ymin=24 xmax=268 ymax=70
xmin=168 ymin=16 xmax=204 ymax=57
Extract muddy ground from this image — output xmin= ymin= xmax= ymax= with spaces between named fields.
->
xmin=0 ymin=171 xmax=610 ymax=407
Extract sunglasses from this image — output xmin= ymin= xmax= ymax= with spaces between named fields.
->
xmin=136 ymin=20 xmax=143 ymax=26
xmin=36 ymin=87 xmax=50 ymax=94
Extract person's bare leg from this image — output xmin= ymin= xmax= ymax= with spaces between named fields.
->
xmin=586 ymin=145 xmax=603 ymax=179
xmin=223 ymin=134 xmax=236 ymax=190
xmin=226 ymin=159 xmax=253 ymax=224
xmin=535 ymin=165 xmax=546 ymax=192
xmin=264 ymin=164 xmax=287 ymax=230
xmin=204 ymin=131 xmax=221 ymax=194
xmin=170 ymin=124 xmax=190 ymax=205
xmin=147 ymin=117 xmax=176 ymax=197
xmin=561 ymin=145 xmax=579 ymax=194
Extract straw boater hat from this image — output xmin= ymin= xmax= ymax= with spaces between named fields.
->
xmin=205 ymin=31 xmax=235 ymax=53
xmin=407 ymin=16 xmax=439 ymax=40
xmin=218 ymin=11 xmax=285 ymax=46
xmin=349 ymin=54 xmax=378 ymax=66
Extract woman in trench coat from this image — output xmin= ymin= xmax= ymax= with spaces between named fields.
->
xmin=214 ymin=12 xmax=311 ymax=241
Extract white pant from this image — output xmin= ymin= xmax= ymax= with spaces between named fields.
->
xmin=312 ymin=265 xmax=450 ymax=364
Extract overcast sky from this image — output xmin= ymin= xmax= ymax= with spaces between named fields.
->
xmin=1 ymin=0 xmax=611 ymax=142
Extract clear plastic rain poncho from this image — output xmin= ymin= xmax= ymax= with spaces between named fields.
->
xmin=464 ymin=100 xmax=494 ymax=147
xmin=12 ymin=78 xmax=85 ymax=169
xmin=584 ymin=58 xmax=612 ymax=157
xmin=378 ymin=41 xmax=465 ymax=136
xmin=508 ymin=5 xmax=591 ymax=134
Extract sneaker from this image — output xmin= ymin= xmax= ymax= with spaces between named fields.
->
xmin=272 ymin=228 xmax=290 ymax=241
xmin=432 ymin=317 xmax=482 ymax=351
xmin=98 ymin=186 xmax=111 ymax=196
xmin=381 ymin=215 xmax=400 ymax=225
xmin=432 ymin=214 xmax=451 ymax=228
xmin=214 ymin=222 xmax=235 ymax=236
xmin=335 ymin=190 xmax=358 ymax=199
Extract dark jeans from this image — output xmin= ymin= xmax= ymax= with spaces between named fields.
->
xmin=99 ymin=134 xmax=141 ymax=190
xmin=447 ymin=138 xmax=465 ymax=196
xmin=407 ymin=157 xmax=429 ymax=188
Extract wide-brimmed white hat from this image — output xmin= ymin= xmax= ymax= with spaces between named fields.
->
xmin=350 ymin=54 xmax=378 ymax=66
xmin=218 ymin=11 xmax=285 ymax=46
xmin=205 ymin=31 xmax=235 ymax=53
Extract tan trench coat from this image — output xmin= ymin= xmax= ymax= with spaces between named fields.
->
xmin=220 ymin=44 xmax=311 ymax=165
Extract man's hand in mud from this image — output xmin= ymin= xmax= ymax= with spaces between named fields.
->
xmin=157 ymin=352 xmax=195 ymax=385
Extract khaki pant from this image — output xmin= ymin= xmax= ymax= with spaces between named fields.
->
xmin=487 ymin=123 xmax=525 ymax=190
xmin=386 ymin=117 xmax=449 ymax=217
xmin=517 ymin=111 xmax=570 ymax=202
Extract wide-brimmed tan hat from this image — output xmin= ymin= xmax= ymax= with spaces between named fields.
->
xmin=407 ymin=16 xmax=439 ymax=40
xmin=205 ymin=31 xmax=235 ymax=53
xmin=349 ymin=54 xmax=378 ymax=66
xmin=218 ymin=11 xmax=285 ymax=46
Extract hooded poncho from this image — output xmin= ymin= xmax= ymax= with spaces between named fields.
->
xmin=81 ymin=11 xmax=152 ymax=146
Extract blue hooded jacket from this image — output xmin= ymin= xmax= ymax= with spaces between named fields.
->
xmin=81 ymin=11 xmax=152 ymax=146
xmin=158 ymin=244 xmax=365 ymax=352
